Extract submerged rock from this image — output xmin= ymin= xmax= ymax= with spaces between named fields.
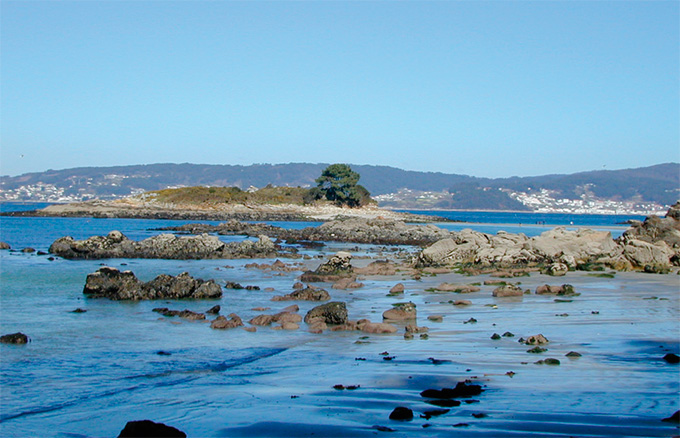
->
xmin=117 ymin=419 xmax=186 ymax=438
xmin=84 ymin=267 xmax=222 ymax=300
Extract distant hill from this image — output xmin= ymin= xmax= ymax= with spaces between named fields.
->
xmin=1 ymin=162 xmax=677 ymax=214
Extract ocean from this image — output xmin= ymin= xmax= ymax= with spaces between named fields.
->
xmin=0 ymin=206 xmax=677 ymax=437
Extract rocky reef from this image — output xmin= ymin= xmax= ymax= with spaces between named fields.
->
xmin=414 ymin=203 xmax=680 ymax=273
xmin=49 ymin=231 xmax=286 ymax=260
xmin=83 ymin=267 xmax=222 ymax=300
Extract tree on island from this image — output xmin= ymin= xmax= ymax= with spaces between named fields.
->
xmin=314 ymin=164 xmax=373 ymax=208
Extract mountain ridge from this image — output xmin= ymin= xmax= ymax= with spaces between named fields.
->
xmin=1 ymin=162 xmax=677 ymax=214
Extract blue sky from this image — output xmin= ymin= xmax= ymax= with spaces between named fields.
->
xmin=1 ymin=1 xmax=678 ymax=178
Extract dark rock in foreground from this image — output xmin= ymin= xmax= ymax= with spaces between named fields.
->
xmin=662 ymin=410 xmax=680 ymax=423
xmin=0 ymin=332 xmax=29 ymax=344
xmin=117 ymin=419 xmax=186 ymax=437
xmin=389 ymin=406 xmax=414 ymax=421
xmin=84 ymin=267 xmax=222 ymax=300
xmin=50 ymin=230 xmax=285 ymax=260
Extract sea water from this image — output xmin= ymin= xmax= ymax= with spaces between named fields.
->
xmin=0 ymin=210 xmax=678 ymax=437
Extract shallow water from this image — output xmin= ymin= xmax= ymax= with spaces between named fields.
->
xmin=0 ymin=216 xmax=678 ymax=437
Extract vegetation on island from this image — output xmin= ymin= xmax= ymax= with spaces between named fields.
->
xmin=144 ymin=164 xmax=374 ymax=208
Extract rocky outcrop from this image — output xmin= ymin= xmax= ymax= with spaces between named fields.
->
xmin=50 ymin=231 xmax=284 ymax=260
xmin=83 ymin=267 xmax=222 ymax=300
xmin=415 ymin=204 xmax=680 ymax=272
xmin=0 ymin=242 xmax=10 ymax=250
xmin=160 ymin=217 xmax=451 ymax=246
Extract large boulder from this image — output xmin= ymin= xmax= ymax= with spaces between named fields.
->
xmin=304 ymin=301 xmax=348 ymax=325
xmin=83 ymin=267 xmax=222 ymax=300
xmin=0 ymin=242 xmax=11 ymax=250
xmin=528 ymin=227 xmax=621 ymax=267
xmin=621 ymin=239 xmax=674 ymax=269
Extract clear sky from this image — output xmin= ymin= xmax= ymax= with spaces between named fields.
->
xmin=1 ymin=1 xmax=678 ymax=178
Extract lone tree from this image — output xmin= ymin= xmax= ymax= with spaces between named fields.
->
xmin=315 ymin=164 xmax=372 ymax=208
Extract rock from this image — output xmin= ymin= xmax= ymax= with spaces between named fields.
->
xmin=0 ymin=332 xmax=29 ymax=344
xmin=249 ymin=314 xmax=276 ymax=326
xmin=0 ymin=241 xmax=10 ymax=250
xmin=117 ymin=419 xmax=186 ymax=437
xmin=529 ymin=227 xmax=621 ymax=268
xmin=492 ymin=284 xmax=524 ymax=297
xmin=210 ymin=313 xmax=243 ymax=329
xmin=83 ymin=267 xmax=222 ymax=300
xmin=71 ymin=308 xmax=87 ymax=313
xmin=358 ymin=321 xmax=398 ymax=334
xmin=621 ymin=239 xmax=674 ymax=270
xmin=225 ymin=281 xmax=245 ymax=289
xmin=527 ymin=346 xmax=548 ymax=353
xmin=354 ymin=259 xmax=404 ymax=276
xmin=535 ymin=358 xmax=560 ymax=365
xmin=535 ymin=284 xmax=577 ymax=296
xmin=544 ymin=262 xmax=568 ymax=276
xmin=389 ymin=407 xmax=414 ymax=421
xmin=206 ymin=305 xmax=221 ymax=315
xmin=272 ymin=286 xmax=330 ymax=301
xmin=453 ymin=300 xmax=471 ymax=306
xmin=524 ymin=334 xmax=549 ymax=345
xmin=307 ymin=319 xmax=327 ymax=333
xmin=405 ymin=325 xmax=428 ymax=334
xmin=427 ymin=315 xmax=444 ymax=322
xmin=566 ymin=351 xmax=582 ymax=358
xmin=383 ymin=302 xmax=417 ymax=321
xmin=389 ymin=283 xmax=405 ymax=294
xmin=50 ymin=231 xmax=283 ymax=260
xmin=663 ymin=353 xmax=679 ymax=364
xmin=300 ymin=252 xmax=354 ymax=282
xmin=332 ymin=277 xmax=364 ymax=290
xmin=304 ymin=302 xmax=348 ymax=325
xmin=435 ymin=283 xmax=480 ymax=293
xmin=491 ymin=333 xmax=501 ymax=340
xmin=662 ymin=410 xmax=680 ymax=423
xmin=22 ymin=247 xmax=36 ymax=253
xmin=420 ymin=382 xmax=484 ymax=399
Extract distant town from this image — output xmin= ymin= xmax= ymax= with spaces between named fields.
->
xmin=1 ymin=179 xmax=669 ymax=216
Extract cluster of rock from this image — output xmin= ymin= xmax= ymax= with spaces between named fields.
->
xmin=415 ymin=203 xmax=680 ymax=273
xmin=83 ymin=267 xmax=222 ymax=300
xmin=49 ymin=231 xmax=285 ymax=260
xmin=160 ymin=217 xmax=452 ymax=246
